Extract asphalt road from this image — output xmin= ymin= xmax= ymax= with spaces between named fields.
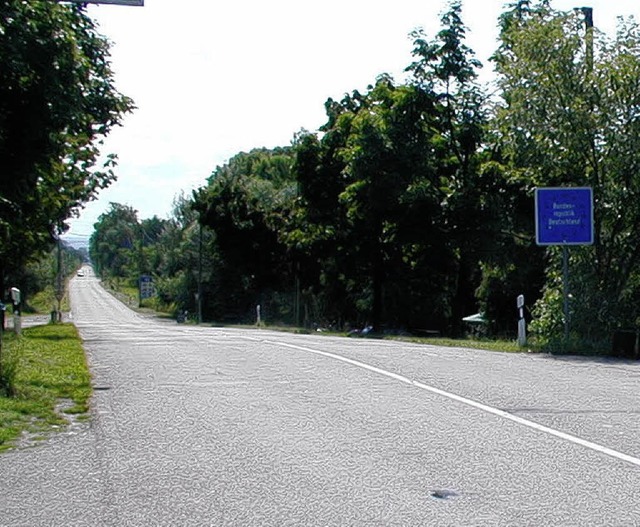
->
xmin=1 ymin=268 xmax=640 ymax=526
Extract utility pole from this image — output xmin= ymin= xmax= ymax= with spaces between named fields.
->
xmin=580 ymin=7 xmax=594 ymax=73
xmin=563 ymin=246 xmax=570 ymax=340
xmin=138 ymin=226 xmax=144 ymax=308
xmin=55 ymin=232 xmax=64 ymax=322
xmin=294 ymin=261 xmax=301 ymax=327
xmin=0 ymin=301 xmax=5 ymax=392
xmin=197 ymin=222 xmax=203 ymax=324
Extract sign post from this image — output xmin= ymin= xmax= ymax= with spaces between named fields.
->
xmin=139 ymin=275 xmax=154 ymax=306
xmin=517 ymin=294 xmax=526 ymax=347
xmin=10 ymin=287 xmax=21 ymax=336
xmin=535 ymin=187 xmax=594 ymax=339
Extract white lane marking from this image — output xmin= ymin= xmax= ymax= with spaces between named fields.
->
xmin=248 ymin=337 xmax=640 ymax=469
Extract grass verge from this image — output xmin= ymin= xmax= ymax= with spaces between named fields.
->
xmin=226 ymin=323 xmax=529 ymax=353
xmin=0 ymin=324 xmax=91 ymax=453
xmin=27 ymin=285 xmax=71 ymax=315
xmin=390 ymin=335 xmax=527 ymax=353
xmin=102 ymin=278 xmax=176 ymax=318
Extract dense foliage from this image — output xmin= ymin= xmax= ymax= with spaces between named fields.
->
xmin=494 ymin=1 xmax=640 ymax=349
xmin=0 ymin=0 xmax=133 ymax=300
xmin=88 ymin=197 xmax=215 ymax=318
xmin=91 ymin=1 xmax=640 ymax=353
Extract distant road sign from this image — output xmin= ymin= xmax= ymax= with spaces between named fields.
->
xmin=535 ymin=187 xmax=594 ymax=245
xmin=139 ymin=275 xmax=155 ymax=300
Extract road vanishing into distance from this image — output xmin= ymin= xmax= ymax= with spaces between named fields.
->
xmin=1 ymin=268 xmax=640 ymax=526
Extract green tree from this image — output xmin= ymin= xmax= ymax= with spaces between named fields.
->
xmin=139 ymin=215 xmax=170 ymax=278
xmin=151 ymin=193 xmax=213 ymax=317
xmin=5 ymin=242 xmax=83 ymax=316
xmin=89 ymin=203 xmax=140 ymax=280
xmin=334 ymin=76 xmax=449 ymax=331
xmin=194 ymin=148 xmax=297 ymax=322
xmin=0 ymin=1 xmax=134 ymax=296
xmin=288 ymin=109 xmax=362 ymax=328
xmin=405 ymin=0 xmax=488 ymax=333
xmin=284 ymin=2 xmax=489 ymax=334
xmin=493 ymin=2 xmax=640 ymax=348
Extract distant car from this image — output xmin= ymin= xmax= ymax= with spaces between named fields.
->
xmin=77 ymin=270 xmax=85 ymax=277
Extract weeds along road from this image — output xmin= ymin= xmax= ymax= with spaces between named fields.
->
xmin=2 ymin=269 xmax=640 ymax=526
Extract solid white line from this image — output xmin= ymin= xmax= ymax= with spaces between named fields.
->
xmin=256 ymin=337 xmax=640 ymax=469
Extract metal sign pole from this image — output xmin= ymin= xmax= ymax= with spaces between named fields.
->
xmin=56 ymin=237 xmax=64 ymax=322
xmin=535 ymin=187 xmax=594 ymax=345
xmin=563 ymin=246 xmax=569 ymax=340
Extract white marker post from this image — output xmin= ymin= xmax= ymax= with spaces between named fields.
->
xmin=517 ymin=294 xmax=526 ymax=347
xmin=10 ymin=287 xmax=21 ymax=336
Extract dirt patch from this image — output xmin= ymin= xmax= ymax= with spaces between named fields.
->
xmin=15 ymin=398 xmax=90 ymax=450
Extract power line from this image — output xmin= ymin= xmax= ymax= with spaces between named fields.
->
xmin=62 ymin=232 xmax=92 ymax=238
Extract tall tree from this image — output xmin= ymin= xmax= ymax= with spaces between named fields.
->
xmin=151 ymin=194 xmax=214 ymax=317
xmin=405 ymin=0 xmax=488 ymax=333
xmin=335 ymin=76 xmax=447 ymax=331
xmin=89 ymin=203 xmax=140 ymax=280
xmin=493 ymin=2 xmax=640 ymax=347
xmin=285 ymin=2 xmax=488 ymax=333
xmin=194 ymin=148 xmax=297 ymax=322
xmin=0 ymin=1 xmax=134 ymax=295
xmin=288 ymin=106 xmax=360 ymax=328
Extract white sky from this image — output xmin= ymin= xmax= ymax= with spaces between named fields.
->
xmin=64 ymin=0 xmax=640 ymax=240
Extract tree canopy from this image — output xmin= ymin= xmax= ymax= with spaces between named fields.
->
xmin=0 ymin=0 xmax=134 ymax=293
xmin=494 ymin=1 xmax=640 ymax=348
xmin=90 ymin=1 xmax=640 ymax=353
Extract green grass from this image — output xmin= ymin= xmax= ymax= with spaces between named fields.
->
xmin=26 ymin=285 xmax=71 ymax=315
xmin=106 ymin=284 xmax=138 ymax=307
xmin=389 ymin=335 xmax=528 ymax=353
xmin=226 ymin=322 xmax=530 ymax=353
xmin=0 ymin=324 xmax=91 ymax=452
xmin=101 ymin=278 xmax=177 ymax=316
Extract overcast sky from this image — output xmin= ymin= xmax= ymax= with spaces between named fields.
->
xmin=64 ymin=0 xmax=640 ymax=240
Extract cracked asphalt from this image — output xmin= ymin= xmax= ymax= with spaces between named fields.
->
xmin=1 ymin=268 xmax=640 ymax=525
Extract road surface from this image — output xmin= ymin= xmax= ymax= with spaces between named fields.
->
xmin=1 ymin=268 xmax=640 ymax=525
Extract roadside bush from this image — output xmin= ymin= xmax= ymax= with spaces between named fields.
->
xmin=0 ymin=343 xmax=19 ymax=398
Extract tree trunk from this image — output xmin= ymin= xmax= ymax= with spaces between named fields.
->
xmin=0 ymin=262 xmax=5 ymax=333
xmin=371 ymin=245 xmax=384 ymax=334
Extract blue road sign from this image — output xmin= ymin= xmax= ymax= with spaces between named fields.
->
xmin=139 ymin=275 xmax=155 ymax=300
xmin=535 ymin=187 xmax=594 ymax=245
